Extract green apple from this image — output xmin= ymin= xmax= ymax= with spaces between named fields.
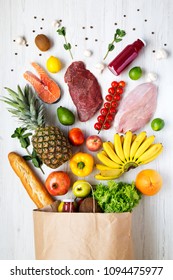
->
xmin=72 ymin=180 xmax=91 ymax=198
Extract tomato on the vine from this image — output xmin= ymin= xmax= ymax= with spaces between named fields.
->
xmin=108 ymin=87 xmax=115 ymax=94
xmin=116 ymin=87 xmax=124 ymax=94
xmin=105 ymin=94 xmax=113 ymax=102
xmin=109 ymin=107 xmax=117 ymax=114
xmin=104 ymin=102 xmax=111 ymax=109
xmin=106 ymin=114 xmax=114 ymax=122
xmin=119 ymin=81 xmax=126 ymax=87
xmin=111 ymin=101 xmax=118 ymax=107
xmin=113 ymin=94 xmax=121 ymax=101
xmin=111 ymin=81 xmax=118 ymax=88
xmin=97 ymin=115 xmax=105 ymax=123
xmin=103 ymin=122 xmax=111 ymax=130
xmin=100 ymin=108 xmax=108 ymax=115
xmin=94 ymin=122 xmax=102 ymax=130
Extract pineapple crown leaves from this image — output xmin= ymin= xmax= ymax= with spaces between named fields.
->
xmin=1 ymin=85 xmax=45 ymax=131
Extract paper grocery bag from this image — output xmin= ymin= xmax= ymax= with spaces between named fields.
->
xmin=33 ymin=203 xmax=134 ymax=260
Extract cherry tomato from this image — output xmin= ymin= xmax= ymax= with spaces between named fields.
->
xmin=105 ymin=94 xmax=113 ymax=102
xmin=116 ymin=87 xmax=123 ymax=94
xmin=111 ymin=81 xmax=118 ymax=88
xmin=119 ymin=81 xmax=126 ymax=87
xmin=94 ymin=122 xmax=102 ymax=130
xmin=113 ymin=94 xmax=121 ymax=101
xmin=68 ymin=128 xmax=85 ymax=146
xmin=97 ymin=115 xmax=105 ymax=123
xmin=108 ymin=87 xmax=115 ymax=94
xmin=111 ymin=101 xmax=118 ymax=107
xmin=100 ymin=108 xmax=108 ymax=115
xmin=106 ymin=114 xmax=114 ymax=122
xmin=104 ymin=102 xmax=111 ymax=109
xmin=103 ymin=122 xmax=111 ymax=130
xmin=109 ymin=107 xmax=117 ymax=114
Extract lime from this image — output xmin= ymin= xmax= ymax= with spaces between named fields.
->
xmin=151 ymin=118 xmax=165 ymax=131
xmin=129 ymin=66 xmax=142 ymax=80
xmin=46 ymin=56 xmax=62 ymax=73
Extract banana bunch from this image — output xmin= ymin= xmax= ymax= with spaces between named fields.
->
xmin=95 ymin=131 xmax=163 ymax=180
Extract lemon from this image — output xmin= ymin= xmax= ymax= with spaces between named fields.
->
xmin=151 ymin=118 xmax=165 ymax=131
xmin=46 ymin=56 xmax=62 ymax=73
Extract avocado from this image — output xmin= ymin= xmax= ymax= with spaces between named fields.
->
xmin=57 ymin=106 xmax=75 ymax=125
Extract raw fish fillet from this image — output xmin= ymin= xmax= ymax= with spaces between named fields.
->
xmin=114 ymin=83 xmax=158 ymax=133
xmin=24 ymin=62 xmax=61 ymax=104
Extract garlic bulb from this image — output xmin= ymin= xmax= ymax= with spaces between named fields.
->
xmin=146 ymin=72 xmax=158 ymax=82
xmin=16 ymin=36 xmax=26 ymax=45
xmin=155 ymin=49 xmax=168 ymax=60
xmin=52 ymin=20 xmax=61 ymax=28
xmin=84 ymin=50 xmax=92 ymax=57
xmin=95 ymin=63 xmax=105 ymax=73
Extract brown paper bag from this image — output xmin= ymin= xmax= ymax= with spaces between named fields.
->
xmin=33 ymin=202 xmax=134 ymax=260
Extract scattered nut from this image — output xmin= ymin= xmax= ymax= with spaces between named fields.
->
xmin=15 ymin=36 xmax=26 ymax=45
xmin=35 ymin=34 xmax=51 ymax=51
xmin=83 ymin=50 xmax=92 ymax=57
xmin=146 ymin=72 xmax=158 ymax=82
xmin=155 ymin=48 xmax=168 ymax=60
xmin=51 ymin=20 xmax=61 ymax=28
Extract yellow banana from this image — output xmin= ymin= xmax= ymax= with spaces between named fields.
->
xmin=123 ymin=131 xmax=133 ymax=161
xmin=133 ymin=135 xmax=155 ymax=161
xmin=103 ymin=142 xmax=123 ymax=164
xmin=96 ymin=164 xmax=115 ymax=171
xmin=136 ymin=143 xmax=163 ymax=164
xmin=120 ymin=135 xmax=124 ymax=146
xmin=97 ymin=152 xmax=122 ymax=168
xmin=100 ymin=169 xmax=123 ymax=177
xmin=95 ymin=174 xmax=122 ymax=180
xmin=132 ymin=134 xmax=137 ymax=143
xmin=101 ymin=150 xmax=107 ymax=156
xmin=114 ymin=133 xmax=126 ymax=162
xmin=107 ymin=141 xmax=115 ymax=151
xmin=130 ymin=131 xmax=147 ymax=160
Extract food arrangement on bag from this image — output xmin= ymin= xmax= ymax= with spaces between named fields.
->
xmin=2 ymin=19 xmax=168 ymax=258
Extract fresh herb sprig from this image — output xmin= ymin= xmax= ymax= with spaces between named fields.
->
xmin=103 ymin=29 xmax=126 ymax=60
xmin=11 ymin=127 xmax=44 ymax=174
xmin=57 ymin=26 xmax=73 ymax=59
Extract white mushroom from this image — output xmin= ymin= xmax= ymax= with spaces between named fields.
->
xmin=15 ymin=36 xmax=26 ymax=45
xmin=51 ymin=20 xmax=61 ymax=28
xmin=146 ymin=72 xmax=158 ymax=82
xmin=95 ymin=63 xmax=105 ymax=73
xmin=84 ymin=50 xmax=92 ymax=57
xmin=155 ymin=48 xmax=168 ymax=60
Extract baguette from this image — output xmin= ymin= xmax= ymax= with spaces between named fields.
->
xmin=8 ymin=152 xmax=54 ymax=208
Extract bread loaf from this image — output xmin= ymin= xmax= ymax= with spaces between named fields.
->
xmin=8 ymin=152 xmax=54 ymax=208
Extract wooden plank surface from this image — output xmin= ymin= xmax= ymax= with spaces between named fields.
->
xmin=0 ymin=0 xmax=173 ymax=259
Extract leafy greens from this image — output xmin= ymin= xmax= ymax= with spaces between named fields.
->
xmin=93 ymin=181 xmax=141 ymax=213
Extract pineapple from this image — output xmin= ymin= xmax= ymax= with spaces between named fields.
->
xmin=2 ymin=85 xmax=72 ymax=168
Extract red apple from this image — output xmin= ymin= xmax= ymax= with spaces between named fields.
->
xmin=45 ymin=171 xmax=71 ymax=196
xmin=86 ymin=135 xmax=102 ymax=151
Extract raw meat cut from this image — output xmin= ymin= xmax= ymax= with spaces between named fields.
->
xmin=64 ymin=61 xmax=103 ymax=122
xmin=114 ymin=83 xmax=158 ymax=133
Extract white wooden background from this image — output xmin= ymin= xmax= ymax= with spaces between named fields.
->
xmin=0 ymin=0 xmax=173 ymax=260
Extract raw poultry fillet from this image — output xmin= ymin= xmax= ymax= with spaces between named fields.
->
xmin=114 ymin=83 xmax=158 ymax=133
xmin=64 ymin=61 xmax=103 ymax=122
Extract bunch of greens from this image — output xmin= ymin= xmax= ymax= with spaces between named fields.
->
xmin=57 ymin=26 xmax=73 ymax=59
xmin=11 ymin=127 xmax=44 ymax=174
xmin=103 ymin=28 xmax=126 ymax=60
xmin=93 ymin=181 xmax=141 ymax=213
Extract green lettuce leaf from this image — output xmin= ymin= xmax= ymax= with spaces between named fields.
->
xmin=93 ymin=181 xmax=142 ymax=213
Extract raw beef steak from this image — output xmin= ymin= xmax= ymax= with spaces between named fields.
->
xmin=114 ymin=83 xmax=158 ymax=133
xmin=64 ymin=61 xmax=103 ymax=122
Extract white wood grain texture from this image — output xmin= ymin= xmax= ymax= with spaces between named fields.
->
xmin=0 ymin=0 xmax=173 ymax=260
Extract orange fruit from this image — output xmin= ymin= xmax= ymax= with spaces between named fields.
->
xmin=135 ymin=169 xmax=162 ymax=196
